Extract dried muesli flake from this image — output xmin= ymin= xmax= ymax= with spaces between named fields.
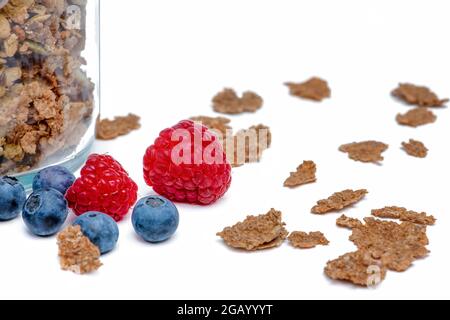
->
xmin=285 ymin=77 xmax=331 ymax=102
xmin=402 ymin=139 xmax=428 ymax=158
xmin=372 ymin=206 xmax=436 ymax=226
xmin=283 ymin=161 xmax=317 ymax=188
xmin=212 ymin=88 xmax=263 ymax=114
xmin=190 ymin=116 xmax=232 ymax=137
xmin=288 ymin=231 xmax=329 ymax=249
xmin=396 ymin=108 xmax=437 ymax=128
xmin=190 ymin=117 xmax=271 ymax=167
xmin=96 ymin=113 xmax=141 ymax=140
xmin=226 ymin=124 xmax=272 ymax=167
xmin=217 ymin=209 xmax=288 ymax=251
xmin=241 ymin=91 xmax=264 ymax=113
xmin=339 ymin=141 xmax=389 ymax=163
xmin=311 ymin=189 xmax=368 ymax=214
xmin=57 ymin=225 xmax=102 ymax=275
xmin=350 ymin=218 xmax=429 ymax=272
xmin=392 ymin=83 xmax=448 ymax=108
xmin=325 ymin=251 xmax=386 ymax=287
xmin=336 ymin=215 xmax=363 ymax=229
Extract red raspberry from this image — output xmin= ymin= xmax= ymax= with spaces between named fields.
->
xmin=143 ymin=120 xmax=232 ymax=205
xmin=66 ymin=154 xmax=138 ymax=222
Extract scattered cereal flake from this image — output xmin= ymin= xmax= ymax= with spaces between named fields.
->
xmin=57 ymin=225 xmax=102 ymax=275
xmin=212 ymin=88 xmax=263 ymax=114
xmin=311 ymin=189 xmax=368 ymax=214
xmin=396 ymin=108 xmax=437 ymax=128
xmin=96 ymin=113 xmax=141 ymax=140
xmin=226 ymin=124 xmax=272 ymax=167
xmin=190 ymin=116 xmax=232 ymax=137
xmin=402 ymin=139 xmax=428 ymax=158
xmin=372 ymin=206 xmax=436 ymax=226
xmin=241 ymin=91 xmax=264 ymax=113
xmin=284 ymin=161 xmax=317 ymax=188
xmin=350 ymin=218 xmax=429 ymax=272
xmin=285 ymin=77 xmax=331 ymax=102
xmin=325 ymin=251 xmax=386 ymax=287
xmin=392 ymin=83 xmax=448 ymax=108
xmin=217 ymin=209 xmax=288 ymax=251
xmin=339 ymin=141 xmax=389 ymax=163
xmin=288 ymin=231 xmax=329 ymax=249
xmin=336 ymin=215 xmax=363 ymax=229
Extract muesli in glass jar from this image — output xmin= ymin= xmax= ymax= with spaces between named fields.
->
xmin=0 ymin=0 xmax=99 ymax=187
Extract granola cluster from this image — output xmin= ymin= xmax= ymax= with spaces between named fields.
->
xmin=57 ymin=225 xmax=102 ymax=275
xmin=0 ymin=0 xmax=95 ymax=175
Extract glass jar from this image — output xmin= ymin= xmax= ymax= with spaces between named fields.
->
xmin=0 ymin=0 xmax=99 ymax=188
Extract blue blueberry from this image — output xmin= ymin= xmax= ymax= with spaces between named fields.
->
xmin=32 ymin=165 xmax=76 ymax=195
xmin=73 ymin=212 xmax=119 ymax=254
xmin=22 ymin=188 xmax=68 ymax=236
xmin=0 ymin=176 xmax=26 ymax=221
xmin=132 ymin=196 xmax=179 ymax=243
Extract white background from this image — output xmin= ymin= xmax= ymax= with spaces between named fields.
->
xmin=1 ymin=0 xmax=450 ymax=300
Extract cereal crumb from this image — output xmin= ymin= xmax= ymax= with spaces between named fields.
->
xmin=372 ymin=207 xmax=436 ymax=226
xmin=312 ymin=189 xmax=368 ymax=214
xmin=396 ymin=108 xmax=437 ymax=128
xmin=192 ymin=117 xmax=272 ymax=167
xmin=212 ymin=88 xmax=263 ymax=114
xmin=96 ymin=113 xmax=141 ymax=140
xmin=336 ymin=215 xmax=363 ymax=229
xmin=288 ymin=231 xmax=329 ymax=249
xmin=190 ymin=116 xmax=232 ymax=137
xmin=217 ymin=209 xmax=288 ymax=251
xmin=350 ymin=218 xmax=429 ymax=272
xmin=226 ymin=124 xmax=272 ymax=167
xmin=325 ymin=251 xmax=386 ymax=287
xmin=285 ymin=77 xmax=331 ymax=102
xmin=57 ymin=225 xmax=102 ymax=275
xmin=284 ymin=161 xmax=317 ymax=188
xmin=339 ymin=141 xmax=389 ymax=163
xmin=402 ymin=139 xmax=428 ymax=158
xmin=241 ymin=91 xmax=264 ymax=113
xmin=392 ymin=83 xmax=448 ymax=108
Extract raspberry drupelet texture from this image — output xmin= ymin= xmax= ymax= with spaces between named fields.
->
xmin=66 ymin=154 xmax=138 ymax=222
xmin=143 ymin=120 xmax=232 ymax=205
